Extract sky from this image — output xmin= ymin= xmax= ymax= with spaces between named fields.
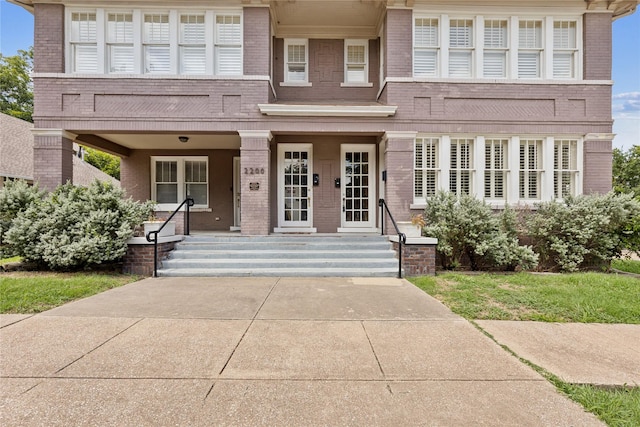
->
xmin=1 ymin=1 xmax=638 ymax=149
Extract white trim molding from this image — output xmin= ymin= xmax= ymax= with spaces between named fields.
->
xmin=258 ymin=104 xmax=397 ymax=117
xmin=238 ymin=130 xmax=274 ymax=140
xmin=31 ymin=129 xmax=78 ymax=141
xmin=584 ymin=133 xmax=616 ymax=140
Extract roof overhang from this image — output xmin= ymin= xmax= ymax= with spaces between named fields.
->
xmin=258 ymin=103 xmax=398 ymax=117
xmin=586 ymin=0 xmax=639 ymax=19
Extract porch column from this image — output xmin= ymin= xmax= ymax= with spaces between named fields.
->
xmin=238 ymin=130 xmax=272 ymax=235
xmin=583 ymin=133 xmax=614 ymax=195
xmin=382 ymin=131 xmax=417 ymax=232
xmin=32 ymin=129 xmax=75 ymax=192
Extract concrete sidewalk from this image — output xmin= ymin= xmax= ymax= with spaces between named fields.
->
xmin=1 ymin=277 xmax=602 ymax=426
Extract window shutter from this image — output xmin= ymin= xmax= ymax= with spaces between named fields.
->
xmin=109 ymin=46 xmax=134 ymax=73
xmin=181 ymin=15 xmax=205 ymax=44
xmin=74 ymin=45 xmax=98 ymax=73
xmin=414 ymin=18 xmax=439 ymax=77
xmin=215 ymin=47 xmax=242 ymax=75
xmin=449 ymin=51 xmax=472 ymax=77
xmin=144 ymin=14 xmax=170 ymax=44
xmin=449 ymin=20 xmax=473 ymax=48
xmin=145 ymin=46 xmax=171 ymax=73
xmin=181 ymin=47 xmax=206 ymax=74
xmin=483 ymin=52 xmax=506 ymax=77
xmin=414 ymin=50 xmax=438 ymax=77
xmin=415 ymin=18 xmax=439 ymax=47
xmin=518 ymin=52 xmax=540 ymax=78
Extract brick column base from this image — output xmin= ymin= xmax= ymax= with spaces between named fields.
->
xmin=391 ymin=239 xmax=437 ymax=276
xmin=123 ymin=241 xmax=178 ymax=276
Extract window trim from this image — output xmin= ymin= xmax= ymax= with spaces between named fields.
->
xmin=342 ymin=39 xmax=373 ymax=87
xmin=151 ymin=156 xmax=209 ymax=210
xmin=281 ymin=38 xmax=311 ymax=86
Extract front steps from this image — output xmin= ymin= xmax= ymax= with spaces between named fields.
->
xmin=157 ymin=234 xmax=401 ymax=277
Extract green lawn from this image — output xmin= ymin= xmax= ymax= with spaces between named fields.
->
xmin=409 ymin=271 xmax=640 ymax=427
xmin=410 ymin=272 xmax=640 ymax=323
xmin=612 ymin=258 xmax=640 ymax=275
xmin=0 ymin=256 xmax=21 ymax=266
xmin=0 ymin=272 xmax=142 ymax=313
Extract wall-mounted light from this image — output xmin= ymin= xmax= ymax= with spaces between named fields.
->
xmin=178 ymin=136 xmax=189 ymax=143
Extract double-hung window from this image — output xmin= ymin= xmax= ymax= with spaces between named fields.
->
xmin=215 ymin=15 xmax=242 ymax=75
xmin=70 ymin=12 xmax=98 ymax=73
xmin=553 ymin=21 xmax=578 ymax=79
xmin=415 ymin=137 xmax=439 ymax=200
xmin=449 ymin=19 xmax=474 ymax=78
xmin=483 ymin=20 xmax=508 ymax=78
xmin=107 ymin=13 xmax=134 ymax=73
xmin=518 ymin=20 xmax=543 ymax=78
xmin=554 ymin=140 xmax=578 ymax=199
xmin=143 ymin=14 xmax=170 ymax=74
xmin=450 ymin=139 xmax=474 ymax=195
xmin=152 ymin=157 xmax=208 ymax=209
xmin=519 ymin=139 xmax=543 ymax=199
xmin=284 ymin=39 xmax=308 ymax=83
xmin=484 ymin=139 xmax=508 ymax=199
xmin=344 ymin=40 xmax=368 ymax=84
xmin=180 ymin=14 xmax=206 ymax=74
xmin=414 ymin=18 xmax=439 ymax=77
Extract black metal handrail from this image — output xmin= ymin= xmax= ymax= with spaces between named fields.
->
xmin=378 ymin=198 xmax=406 ymax=278
xmin=146 ymin=197 xmax=195 ymax=277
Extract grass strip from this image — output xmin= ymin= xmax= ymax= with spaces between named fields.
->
xmin=611 ymin=259 xmax=640 ymax=275
xmin=0 ymin=272 xmax=142 ymax=313
xmin=409 ymin=272 xmax=640 ymax=324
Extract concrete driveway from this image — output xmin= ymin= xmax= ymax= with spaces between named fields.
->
xmin=1 ymin=277 xmax=602 ymax=426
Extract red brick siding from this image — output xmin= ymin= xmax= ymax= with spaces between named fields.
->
xmin=584 ymin=13 xmax=612 ymax=81
xmin=244 ymin=7 xmax=271 ymax=76
xmin=240 ymin=135 xmax=271 ymax=235
xmin=385 ymin=9 xmax=413 ymax=78
xmin=32 ymin=135 xmax=73 ymax=191
xmin=123 ymin=241 xmax=177 ymax=276
xmin=583 ymin=139 xmax=613 ymax=194
xmin=392 ymin=242 xmax=436 ymax=276
xmin=34 ymin=4 xmax=64 ymax=73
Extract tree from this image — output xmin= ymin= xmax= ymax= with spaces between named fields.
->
xmin=0 ymin=47 xmax=33 ymax=122
xmin=83 ymin=147 xmax=121 ymax=180
xmin=613 ymin=146 xmax=640 ymax=197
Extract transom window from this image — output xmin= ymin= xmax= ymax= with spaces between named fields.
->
xmin=151 ymin=157 xmax=208 ymax=209
xmin=67 ymin=8 xmax=242 ymax=76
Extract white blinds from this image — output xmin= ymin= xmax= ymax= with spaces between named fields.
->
xmin=414 ymin=18 xmax=439 ymax=77
xmin=215 ymin=15 xmax=242 ymax=75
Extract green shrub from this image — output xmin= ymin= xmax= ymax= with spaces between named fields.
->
xmin=423 ymin=192 xmax=538 ymax=271
xmin=526 ymin=193 xmax=640 ymax=272
xmin=4 ymin=180 xmax=154 ymax=270
xmin=0 ymin=180 xmax=45 ymax=257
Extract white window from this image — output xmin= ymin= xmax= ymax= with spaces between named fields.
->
xmin=70 ymin=12 xmax=98 ymax=73
xmin=483 ymin=20 xmax=508 ymax=78
xmin=344 ymin=40 xmax=369 ymax=84
xmin=180 ymin=14 xmax=206 ymax=75
xmin=519 ymin=139 xmax=543 ymax=199
xmin=484 ymin=139 xmax=508 ymax=199
xmin=449 ymin=19 xmax=474 ymax=78
xmin=518 ymin=20 xmax=543 ymax=78
xmin=215 ymin=15 xmax=242 ymax=75
xmin=152 ymin=157 xmax=208 ymax=209
xmin=415 ymin=137 xmax=439 ymax=200
xmin=450 ymin=139 xmax=474 ymax=195
xmin=143 ymin=14 xmax=170 ymax=74
xmin=284 ymin=39 xmax=308 ymax=83
xmin=554 ymin=140 xmax=578 ymax=199
xmin=107 ymin=13 xmax=134 ymax=73
xmin=553 ymin=21 xmax=577 ymax=79
xmin=414 ymin=17 xmax=439 ymax=77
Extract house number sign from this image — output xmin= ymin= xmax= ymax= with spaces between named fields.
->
xmin=249 ymin=182 xmax=260 ymax=191
xmin=244 ymin=168 xmax=265 ymax=175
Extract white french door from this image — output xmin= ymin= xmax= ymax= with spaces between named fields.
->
xmin=339 ymin=144 xmax=376 ymax=231
xmin=276 ymin=144 xmax=315 ymax=232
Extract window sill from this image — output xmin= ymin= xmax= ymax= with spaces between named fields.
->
xmin=279 ymin=81 xmax=313 ymax=87
xmin=340 ymin=82 xmax=374 ymax=88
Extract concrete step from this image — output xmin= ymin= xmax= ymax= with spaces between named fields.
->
xmin=157 ymin=234 xmax=401 ymax=277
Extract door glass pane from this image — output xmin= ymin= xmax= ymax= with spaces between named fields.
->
xmin=344 ymin=150 xmax=370 ymax=224
xmin=283 ymin=150 xmax=309 ymax=223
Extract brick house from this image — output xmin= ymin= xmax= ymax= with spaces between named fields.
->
xmin=13 ymin=0 xmax=638 ymax=236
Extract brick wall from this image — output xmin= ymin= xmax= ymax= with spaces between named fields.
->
xmin=244 ymin=7 xmax=270 ymax=76
xmin=385 ymin=9 xmax=412 ymax=78
xmin=584 ymin=12 xmax=612 ymax=81
xmin=123 ymin=241 xmax=177 ymax=276
xmin=240 ymin=132 xmax=271 ymax=235
xmin=34 ymin=4 xmax=64 ymax=73
xmin=392 ymin=242 xmax=436 ymax=276
xmin=32 ymin=134 xmax=73 ymax=191
xmin=583 ymin=139 xmax=613 ymax=194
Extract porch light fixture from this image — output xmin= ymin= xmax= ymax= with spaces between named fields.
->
xmin=178 ymin=136 xmax=189 ymax=143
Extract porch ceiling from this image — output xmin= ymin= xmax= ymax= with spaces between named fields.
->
xmin=94 ymin=133 xmax=241 ymax=151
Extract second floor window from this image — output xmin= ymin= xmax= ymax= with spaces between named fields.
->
xmin=518 ymin=20 xmax=543 ymax=78
xmin=483 ymin=20 xmax=508 ymax=78
xmin=284 ymin=39 xmax=308 ymax=83
xmin=553 ymin=21 xmax=577 ymax=79
xmin=67 ymin=8 xmax=242 ymax=76
xmin=449 ymin=19 xmax=474 ymax=78
xmin=344 ymin=40 xmax=369 ymax=84
xmin=414 ymin=18 xmax=439 ymax=77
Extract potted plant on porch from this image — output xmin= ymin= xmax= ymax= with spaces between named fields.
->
xmin=142 ymin=214 xmax=176 ymax=237
xmin=397 ymin=214 xmax=425 ymax=238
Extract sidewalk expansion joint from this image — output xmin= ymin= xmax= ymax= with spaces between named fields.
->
xmin=361 ymin=321 xmax=386 ymax=379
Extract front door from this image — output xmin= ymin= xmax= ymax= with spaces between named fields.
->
xmin=339 ymin=144 xmax=376 ymax=232
xmin=276 ymin=144 xmax=315 ymax=232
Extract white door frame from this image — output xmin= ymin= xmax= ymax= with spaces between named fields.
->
xmin=231 ymin=156 xmax=241 ymax=231
xmin=275 ymin=143 xmax=317 ymax=233
xmin=338 ymin=144 xmax=377 ymax=233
